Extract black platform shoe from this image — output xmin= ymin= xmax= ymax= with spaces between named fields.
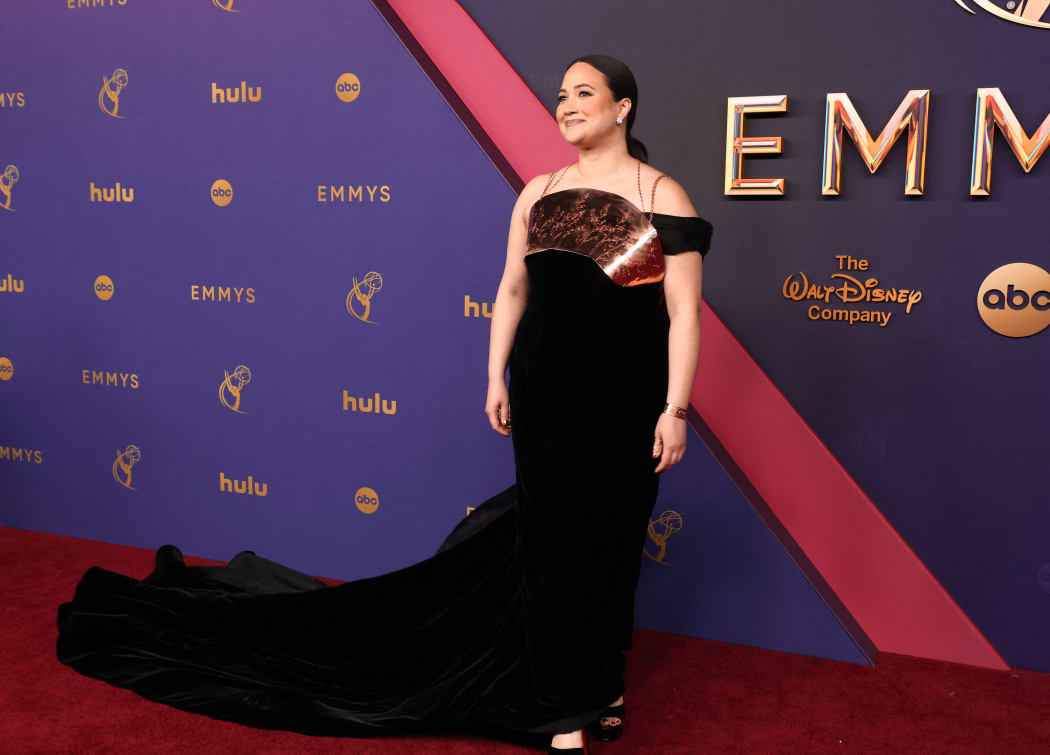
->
xmin=548 ymin=728 xmax=587 ymax=754
xmin=587 ymin=701 xmax=625 ymax=742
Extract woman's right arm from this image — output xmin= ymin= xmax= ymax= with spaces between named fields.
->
xmin=484 ymin=175 xmax=548 ymax=435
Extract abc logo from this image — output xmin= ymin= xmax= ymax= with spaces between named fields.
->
xmin=977 ymin=262 xmax=1050 ymax=337
xmin=335 ymin=73 xmax=361 ymax=103
xmin=94 ymin=274 xmax=114 ymax=301
xmin=354 ymin=485 xmax=379 ymax=514
xmin=210 ymin=179 xmax=234 ymax=207
xmin=0 ymin=356 xmax=12 ymax=381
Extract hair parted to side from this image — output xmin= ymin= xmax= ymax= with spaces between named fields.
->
xmin=566 ymin=54 xmax=648 ymax=164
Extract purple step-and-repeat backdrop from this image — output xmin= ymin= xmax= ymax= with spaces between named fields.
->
xmin=1 ymin=2 xmax=518 ymax=577
xmin=3 ymin=1 xmax=1049 ymax=672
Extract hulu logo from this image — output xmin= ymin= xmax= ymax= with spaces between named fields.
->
xmin=464 ymin=294 xmax=493 ymax=318
xmin=219 ymin=471 xmax=268 ymax=497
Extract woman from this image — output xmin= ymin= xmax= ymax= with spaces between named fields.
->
xmin=55 ymin=55 xmax=712 ymax=754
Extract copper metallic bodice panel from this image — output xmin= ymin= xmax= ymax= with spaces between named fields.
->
xmin=525 ymin=187 xmax=665 ymax=287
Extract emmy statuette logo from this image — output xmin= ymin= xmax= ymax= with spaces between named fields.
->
xmin=347 ymin=272 xmax=383 ymax=323
xmin=355 ymin=486 xmax=379 ymax=514
xmin=854 ymin=408 xmax=907 ymax=466
xmin=211 ymin=179 xmax=233 ymax=207
xmin=1038 ymin=564 xmax=1050 ymax=594
xmin=212 ymin=0 xmax=240 ymax=12
xmin=0 ymin=356 xmax=12 ymax=382
xmin=94 ymin=275 xmax=114 ymax=301
xmin=98 ymin=68 xmax=128 ymax=118
xmin=1 ymin=164 xmax=19 ymax=211
xmin=955 ymin=0 xmax=1050 ymax=28
xmin=113 ymin=444 xmax=140 ymax=490
xmin=977 ymin=263 xmax=1050 ymax=337
xmin=220 ymin=364 xmax=252 ymax=413
xmin=643 ymin=510 xmax=683 ymax=566
xmin=335 ymin=73 xmax=361 ymax=103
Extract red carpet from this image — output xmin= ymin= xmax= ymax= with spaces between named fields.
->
xmin=3 ymin=525 xmax=1048 ymax=754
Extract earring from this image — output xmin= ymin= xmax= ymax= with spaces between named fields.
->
xmin=616 ymin=117 xmax=623 ymax=125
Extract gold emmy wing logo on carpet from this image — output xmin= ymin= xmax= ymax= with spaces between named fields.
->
xmin=1 ymin=164 xmax=19 ymax=211
xmin=355 ymin=486 xmax=379 ymax=514
xmin=335 ymin=73 xmax=361 ymax=103
xmin=212 ymin=0 xmax=240 ymax=13
xmin=955 ymin=0 xmax=1050 ymax=28
xmin=112 ymin=445 xmax=140 ymax=490
xmin=347 ymin=271 xmax=384 ymax=323
xmin=94 ymin=275 xmax=114 ymax=301
xmin=1 ymin=446 xmax=42 ymax=464
xmin=98 ymin=68 xmax=128 ymax=118
xmin=342 ymin=390 xmax=398 ymax=414
xmin=977 ymin=263 xmax=1050 ymax=337
xmin=220 ymin=364 xmax=252 ymax=413
xmin=0 ymin=356 xmax=12 ymax=381
xmin=1 ymin=274 xmax=24 ymax=293
xmin=211 ymin=179 xmax=233 ymax=207
xmin=644 ymin=510 xmax=683 ymax=566
xmin=783 ymin=255 xmax=924 ymax=328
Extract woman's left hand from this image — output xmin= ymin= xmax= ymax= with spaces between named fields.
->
xmin=652 ymin=412 xmax=687 ymax=473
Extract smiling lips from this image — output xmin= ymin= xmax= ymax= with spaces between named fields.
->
xmin=565 ymin=119 xmax=585 ymax=127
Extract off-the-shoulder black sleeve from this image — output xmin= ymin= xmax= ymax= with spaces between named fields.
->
xmin=652 ymin=215 xmax=713 ymax=258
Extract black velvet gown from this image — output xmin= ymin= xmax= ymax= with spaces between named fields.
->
xmin=55 ymin=185 xmax=713 ymax=741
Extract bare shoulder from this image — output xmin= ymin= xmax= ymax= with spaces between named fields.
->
xmin=520 ymin=169 xmax=559 ymax=201
xmin=513 ymin=168 xmax=565 ymax=224
xmin=524 ymin=162 xmax=575 ymax=196
xmin=645 ymin=166 xmax=699 ymax=218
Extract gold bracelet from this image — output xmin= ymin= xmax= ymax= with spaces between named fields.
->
xmin=662 ymin=403 xmax=687 ymax=419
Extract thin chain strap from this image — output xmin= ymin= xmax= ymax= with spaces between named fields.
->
xmin=541 ymin=163 xmax=573 ymax=197
xmin=637 ymin=158 xmax=665 ymax=223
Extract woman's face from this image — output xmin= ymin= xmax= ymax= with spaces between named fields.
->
xmin=556 ymin=62 xmax=629 ymax=148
